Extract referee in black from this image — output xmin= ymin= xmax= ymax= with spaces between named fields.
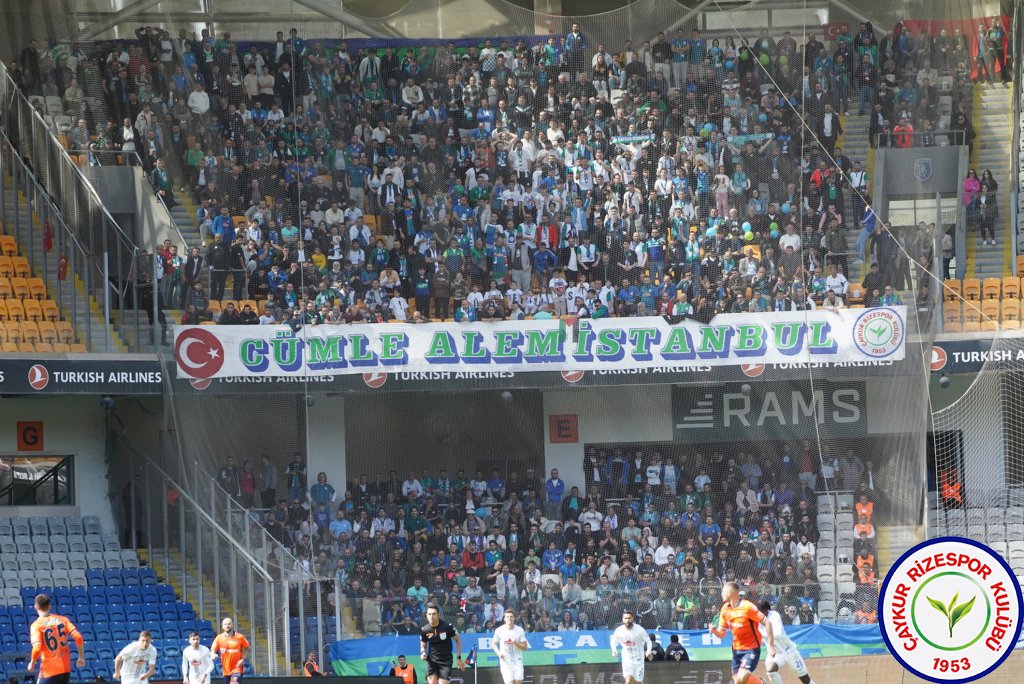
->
xmin=420 ymin=603 xmax=463 ymax=684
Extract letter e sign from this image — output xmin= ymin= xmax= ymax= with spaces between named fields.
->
xmin=549 ymin=414 xmax=578 ymax=444
xmin=17 ymin=422 xmax=43 ymax=451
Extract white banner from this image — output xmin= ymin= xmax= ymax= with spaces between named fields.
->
xmin=173 ymin=308 xmax=907 ymax=379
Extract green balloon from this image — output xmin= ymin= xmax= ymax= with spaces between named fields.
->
xmin=759 ymin=53 xmax=770 ymax=66
xmin=743 ymin=231 xmax=754 ymax=242
xmin=778 ymin=55 xmax=789 ymax=66
xmin=770 ymin=222 xmax=779 ymax=231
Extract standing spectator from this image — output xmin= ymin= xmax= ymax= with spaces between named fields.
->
xmin=285 ymin=453 xmax=307 ymax=502
xmin=309 ymin=472 xmax=337 ymax=509
xmin=544 ymin=469 xmax=565 ymax=522
xmin=239 ymin=460 xmax=256 ymax=508
xmin=218 ymin=456 xmax=241 ymax=498
xmin=258 ymin=454 xmax=278 ymax=508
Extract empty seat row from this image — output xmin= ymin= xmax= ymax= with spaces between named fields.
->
xmin=0 ymin=516 xmax=100 ymax=536
xmin=0 ymin=534 xmax=122 ymax=553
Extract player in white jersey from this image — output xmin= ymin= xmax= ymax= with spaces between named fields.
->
xmin=755 ymin=601 xmax=816 ymax=684
xmin=114 ymin=631 xmax=157 ymax=684
xmin=181 ymin=631 xmax=214 ymax=684
xmin=491 ymin=609 xmax=529 ymax=684
xmin=610 ymin=610 xmax=652 ymax=684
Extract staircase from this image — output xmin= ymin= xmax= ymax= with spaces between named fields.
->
xmin=169 ymin=193 xmax=204 ymax=252
xmin=968 ymin=83 xmax=1014 ymax=278
xmin=2 ymin=180 xmax=127 ymax=352
xmin=139 ymin=546 xmax=290 ymax=675
xmin=839 ymin=113 xmax=872 ymax=287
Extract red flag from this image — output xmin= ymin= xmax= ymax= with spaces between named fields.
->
xmin=43 ymin=221 xmax=52 ymax=252
xmin=58 ymin=254 xmax=68 ymax=281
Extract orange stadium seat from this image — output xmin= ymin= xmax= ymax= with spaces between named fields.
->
xmin=41 ymin=299 xmax=59 ymax=321
xmin=1003 ymin=278 xmax=1021 ymax=299
xmin=0 ymin=235 xmax=16 ymax=256
xmin=943 ymin=279 xmax=961 ymax=302
xmin=33 ymin=341 xmax=53 ymax=353
xmin=0 ymin=277 xmax=11 ymax=299
xmin=55 ymin=320 xmax=74 ymax=343
xmin=962 ymin=278 xmax=981 ymax=301
xmin=11 ymin=256 xmax=29 ymax=277
xmin=982 ymin=278 xmax=1002 ymax=300
xmin=16 ymin=342 xmax=34 ymax=353
xmin=51 ymin=342 xmax=70 ymax=353
xmin=37 ymin=320 xmax=57 ymax=343
xmin=1017 ymin=255 xmax=1024 ymax=277
xmin=10 ymin=278 xmax=29 ymax=299
xmin=5 ymin=299 xmax=24 ymax=320
xmin=22 ymin=299 xmax=41 ymax=321
xmin=19 ymin=321 xmax=40 ymax=343
xmin=0 ymin=300 xmax=7 ymax=320
xmin=27 ymin=277 xmax=46 ymax=299
xmin=0 ymin=256 xmax=12 ymax=277
xmin=69 ymin=343 xmax=86 ymax=352
xmin=1002 ymin=299 xmax=1021 ymax=324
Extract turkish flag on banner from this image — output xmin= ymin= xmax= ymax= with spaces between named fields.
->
xmin=43 ymin=221 xmax=52 ymax=252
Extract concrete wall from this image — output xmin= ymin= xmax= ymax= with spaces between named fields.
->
xmin=0 ymin=397 xmax=117 ymax=534
xmin=307 ymin=395 xmax=347 ymax=507
xmin=90 ymin=166 xmax=179 ymax=249
xmin=542 ymin=384 xmax=674 ymax=494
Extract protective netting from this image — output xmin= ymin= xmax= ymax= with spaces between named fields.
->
xmin=9 ymin=0 xmax=1015 ymax=672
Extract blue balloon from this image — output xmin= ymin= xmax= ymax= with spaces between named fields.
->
xmin=758 ymin=113 xmax=768 ymax=124
xmin=770 ymin=229 xmax=780 ymax=239
xmin=703 ymin=122 xmax=713 ymax=132
xmin=742 ymin=221 xmax=752 ymax=232
xmin=705 ymin=227 xmax=718 ymax=238
xmin=725 ymin=60 xmax=735 ymax=70
xmin=781 ymin=202 xmax=791 ymax=214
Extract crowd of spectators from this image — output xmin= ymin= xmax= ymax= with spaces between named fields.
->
xmin=12 ymin=15 xmax=999 ymax=330
xmin=217 ymin=441 xmax=881 ymax=635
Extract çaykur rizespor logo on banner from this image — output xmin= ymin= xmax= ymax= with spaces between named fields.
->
xmin=853 ymin=307 xmax=904 ymax=359
xmin=879 ymin=537 xmax=1023 ymax=683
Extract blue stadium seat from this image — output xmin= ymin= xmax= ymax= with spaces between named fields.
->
xmin=156 ymin=586 xmax=175 ymax=602
xmin=70 ymin=587 xmax=88 ymax=604
xmin=127 ymin=620 xmax=144 ymax=634
xmin=93 ymin=628 xmax=111 ymax=641
xmin=176 ymin=604 xmax=195 ymax=620
xmin=139 ymin=569 xmax=157 ymax=585
xmin=122 ymin=569 xmax=141 ymax=586
xmin=141 ymin=587 xmax=160 ymax=603
xmin=85 ymin=570 xmax=105 ymax=586
xmin=123 ymin=588 xmax=142 ymax=604
xmin=160 ymin=663 xmax=179 ymax=677
xmin=164 ymin=645 xmax=182 ymax=660
xmin=126 ymin=608 xmax=143 ymax=622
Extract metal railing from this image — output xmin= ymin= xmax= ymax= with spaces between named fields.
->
xmin=0 ymin=129 xmax=106 ymax=350
xmin=111 ymin=425 xmax=294 ymax=675
xmin=874 ymin=129 xmax=970 ymax=148
xmin=0 ymin=62 xmax=165 ymax=351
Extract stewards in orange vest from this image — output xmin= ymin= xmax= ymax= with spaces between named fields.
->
xmin=940 ymin=467 xmax=964 ymax=509
xmin=303 ymin=652 xmax=325 ymax=677
xmin=389 ymin=655 xmax=417 ymax=684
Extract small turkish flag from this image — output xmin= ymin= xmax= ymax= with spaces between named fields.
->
xmin=43 ymin=221 xmax=53 ymax=251
xmin=58 ymin=254 xmax=68 ymax=280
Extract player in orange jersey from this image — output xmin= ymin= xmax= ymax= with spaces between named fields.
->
xmin=210 ymin=618 xmax=250 ymax=684
xmin=709 ymin=582 xmax=775 ymax=684
xmin=28 ymin=594 xmax=85 ymax=684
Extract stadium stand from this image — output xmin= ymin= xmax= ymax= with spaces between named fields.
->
xmin=0 ymin=516 xmax=209 ymax=682
xmin=9 ymin=14 xmax=1007 ymax=329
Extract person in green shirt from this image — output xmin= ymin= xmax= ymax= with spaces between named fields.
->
xmin=674 ymin=585 xmax=698 ymax=628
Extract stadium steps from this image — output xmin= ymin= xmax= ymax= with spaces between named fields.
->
xmin=169 ymin=194 xmax=204 ymax=252
xmin=1 ymin=185 xmax=128 ymax=352
xmin=968 ymin=83 xmax=1014 ymax=279
xmin=138 ymin=547 xmax=288 ymax=674
xmin=839 ymin=113 xmax=871 ymax=286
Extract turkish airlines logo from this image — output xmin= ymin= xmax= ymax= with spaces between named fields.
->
xmin=931 ymin=346 xmax=948 ymax=372
xmin=561 ymin=370 xmax=585 ymax=383
xmin=27 ymin=364 xmax=49 ymax=390
xmin=363 ymin=372 xmax=387 ymax=389
xmin=741 ymin=363 xmax=766 ymax=378
xmin=175 ymin=328 xmax=225 ymax=379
